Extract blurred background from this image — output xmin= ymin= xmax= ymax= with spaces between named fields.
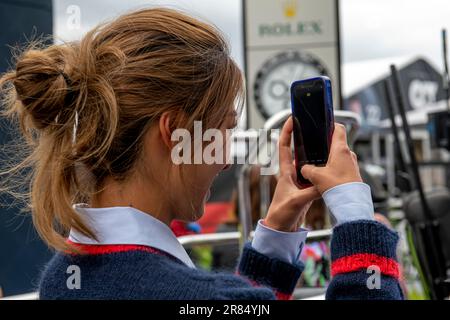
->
xmin=1 ymin=0 xmax=450 ymax=299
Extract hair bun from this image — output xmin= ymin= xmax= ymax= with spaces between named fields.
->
xmin=13 ymin=46 xmax=74 ymax=130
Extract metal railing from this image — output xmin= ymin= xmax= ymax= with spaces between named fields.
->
xmin=262 ymin=109 xmax=361 ymax=146
xmin=178 ymin=228 xmax=332 ymax=249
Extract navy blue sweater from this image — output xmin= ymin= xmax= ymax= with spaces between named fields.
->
xmin=39 ymin=220 xmax=404 ymax=300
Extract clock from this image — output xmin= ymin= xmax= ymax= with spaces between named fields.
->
xmin=253 ymin=51 xmax=329 ymax=119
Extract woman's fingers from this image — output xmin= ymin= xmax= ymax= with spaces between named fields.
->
xmin=300 ymin=164 xmax=317 ymax=183
xmin=297 ymin=184 xmax=321 ymax=203
xmin=300 ymin=123 xmax=347 ymax=184
xmin=278 ymin=116 xmax=295 ymax=176
xmin=350 ymin=151 xmax=358 ymax=165
xmin=330 ymin=123 xmax=347 ymax=152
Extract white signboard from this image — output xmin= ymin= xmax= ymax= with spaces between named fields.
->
xmin=244 ymin=0 xmax=341 ymax=128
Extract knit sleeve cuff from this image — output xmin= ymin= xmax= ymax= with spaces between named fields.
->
xmin=330 ymin=220 xmax=400 ymax=279
xmin=237 ymin=242 xmax=303 ymax=296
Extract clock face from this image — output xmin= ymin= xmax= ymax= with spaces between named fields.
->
xmin=254 ymin=51 xmax=328 ymax=119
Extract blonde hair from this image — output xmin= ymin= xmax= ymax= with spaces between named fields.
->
xmin=0 ymin=8 xmax=244 ymax=252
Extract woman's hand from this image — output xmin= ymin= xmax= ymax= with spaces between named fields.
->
xmin=301 ymin=123 xmax=363 ymax=194
xmin=264 ymin=117 xmax=320 ymax=232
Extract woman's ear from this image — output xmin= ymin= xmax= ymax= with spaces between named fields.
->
xmin=159 ymin=112 xmax=173 ymax=150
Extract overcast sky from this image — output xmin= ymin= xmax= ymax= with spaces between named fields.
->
xmin=341 ymin=0 xmax=450 ymax=69
xmin=53 ymin=0 xmax=244 ymax=66
xmin=54 ymin=0 xmax=450 ymax=79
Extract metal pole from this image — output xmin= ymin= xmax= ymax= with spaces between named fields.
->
xmin=383 ymin=79 xmax=411 ymax=192
xmin=390 ymin=66 xmax=432 ymax=218
xmin=442 ymin=29 xmax=450 ymax=112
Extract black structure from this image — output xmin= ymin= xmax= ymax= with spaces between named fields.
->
xmin=344 ymin=58 xmax=447 ymax=134
xmin=0 ymin=0 xmax=53 ymax=296
xmin=389 ymin=65 xmax=450 ymax=300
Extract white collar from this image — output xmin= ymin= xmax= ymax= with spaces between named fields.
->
xmin=68 ymin=204 xmax=196 ymax=268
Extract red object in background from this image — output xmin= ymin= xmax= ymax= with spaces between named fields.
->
xmin=170 ymin=220 xmax=196 ymax=237
xmin=170 ymin=202 xmax=233 ymax=236
xmin=196 ymin=202 xmax=233 ymax=234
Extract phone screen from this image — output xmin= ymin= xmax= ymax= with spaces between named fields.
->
xmin=291 ymin=80 xmax=330 ymax=185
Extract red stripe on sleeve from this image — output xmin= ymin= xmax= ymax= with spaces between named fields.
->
xmin=331 ymin=253 xmax=400 ymax=279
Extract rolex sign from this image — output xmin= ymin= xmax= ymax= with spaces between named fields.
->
xmin=244 ymin=0 xmax=341 ymax=129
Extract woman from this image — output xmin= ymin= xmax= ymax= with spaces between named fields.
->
xmin=0 ymin=8 xmax=402 ymax=300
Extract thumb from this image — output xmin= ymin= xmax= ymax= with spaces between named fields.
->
xmin=297 ymin=185 xmax=320 ymax=202
xmin=300 ymin=164 xmax=316 ymax=181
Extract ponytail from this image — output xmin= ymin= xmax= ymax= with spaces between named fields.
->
xmin=0 ymin=34 xmax=122 ymax=252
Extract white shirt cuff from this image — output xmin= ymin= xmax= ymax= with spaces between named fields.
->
xmin=322 ymin=182 xmax=375 ymax=225
xmin=251 ymin=219 xmax=308 ymax=264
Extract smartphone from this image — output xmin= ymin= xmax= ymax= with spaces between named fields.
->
xmin=290 ymin=76 xmax=335 ymax=187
